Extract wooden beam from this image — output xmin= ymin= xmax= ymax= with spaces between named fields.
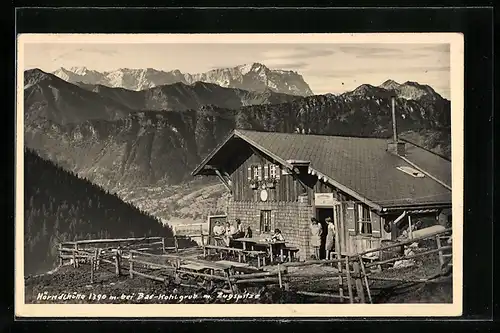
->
xmin=214 ymin=168 xmax=232 ymax=193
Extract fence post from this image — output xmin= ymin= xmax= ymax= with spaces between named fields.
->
xmin=59 ymin=243 xmax=63 ymax=266
xmin=72 ymin=243 xmax=77 ymax=268
xmin=345 ymin=257 xmax=354 ymax=304
xmin=162 ymin=238 xmax=165 ymax=253
xmin=353 ymin=261 xmax=365 ymax=304
xmin=129 ymin=251 xmax=134 ymax=278
xmin=358 ymin=256 xmax=373 ymax=304
xmin=174 ymin=236 xmax=179 ymax=253
xmin=94 ymin=249 xmax=99 ymax=271
xmin=115 ymin=250 xmax=121 ymax=276
xmin=277 ymin=263 xmax=283 ymax=288
xmin=90 ymin=257 xmax=94 ymax=284
xmin=436 ymin=234 xmax=445 ymax=267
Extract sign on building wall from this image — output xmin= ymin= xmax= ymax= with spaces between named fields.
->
xmin=314 ymin=193 xmax=337 ymax=206
xmin=173 ymin=223 xmax=206 ymax=237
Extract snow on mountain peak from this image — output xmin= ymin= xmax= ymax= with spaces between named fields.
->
xmin=52 ymin=63 xmax=314 ymax=96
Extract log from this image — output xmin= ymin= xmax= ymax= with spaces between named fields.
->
xmin=130 ymin=258 xmax=176 ymax=271
xmin=60 ymin=254 xmax=93 ymax=259
xmin=295 ymin=291 xmax=352 ymax=300
xmin=176 ymin=270 xmax=228 ymax=282
xmin=234 ymin=277 xmax=280 ymax=284
xmin=356 ymin=228 xmax=452 ymax=257
xmin=283 ymin=257 xmax=344 ymax=267
xmin=75 ymin=237 xmax=164 ymax=245
xmin=131 ymin=270 xmax=165 ymax=282
xmin=232 ymin=271 xmax=280 ymax=280
xmin=366 ymin=276 xmax=439 ymax=283
xmin=365 ymin=246 xmax=452 ymax=268
xmin=358 ymin=256 xmax=372 ymax=304
xmin=353 ymin=262 xmax=365 ymax=303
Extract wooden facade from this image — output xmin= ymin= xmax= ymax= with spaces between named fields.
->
xmin=224 ymin=146 xmax=390 ymax=256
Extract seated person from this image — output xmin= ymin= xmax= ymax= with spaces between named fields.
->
xmin=223 ymin=222 xmax=237 ymax=247
xmin=212 ymin=222 xmax=226 ymax=246
xmin=271 ymin=228 xmax=285 ymax=242
xmin=234 ymin=219 xmax=245 ymax=238
xmin=244 ymin=226 xmax=253 ymax=238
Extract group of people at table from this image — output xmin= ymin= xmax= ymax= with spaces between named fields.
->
xmin=211 ymin=216 xmax=336 ymax=261
xmin=212 ymin=219 xmax=285 ymax=248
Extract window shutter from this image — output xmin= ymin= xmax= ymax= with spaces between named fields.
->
xmin=370 ymin=211 xmax=381 ymax=238
xmin=346 ymin=202 xmax=356 ymax=236
xmin=275 ymin=165 xmax=281 ymax=179
xmin=247 ymin=167 xmax=252 ymax=181
xmin=264 ymin=165 xmax=269 ymax=179
xmin=257 ymin=165 xmax=262 ymax=181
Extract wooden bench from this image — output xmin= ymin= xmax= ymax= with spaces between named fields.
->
xmin=203 ymin=245 xmax=247 ymax=262
xmin=242 ymin=250 xmax=267 ymax=268
xmin=280 ymin=246 xmax=300 ymax=262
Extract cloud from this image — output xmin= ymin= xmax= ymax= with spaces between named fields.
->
xmin=264 ymin=60 xmax=310 ymax=70
xmin=261 ymin=46 xmax=335 ymax=60
xmin=307 ymin=65 xmax=450 ymax=80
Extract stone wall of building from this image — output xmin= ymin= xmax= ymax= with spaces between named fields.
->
xmin=227 ymin=198 xmax=313 ymax=260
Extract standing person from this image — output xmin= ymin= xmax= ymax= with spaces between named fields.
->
xmin=310 ymin=217 xmax=322 ymax=259
xmin=325 ymin=217 xmax=336 ymax=260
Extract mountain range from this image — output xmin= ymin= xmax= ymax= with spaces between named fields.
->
xmin=24 ymin=68 xmax=300 ymax=125
xmin=52 ymin=63 xmax=315 ymax=96
xmin=24 ymin=66 xmax=451 ymax=232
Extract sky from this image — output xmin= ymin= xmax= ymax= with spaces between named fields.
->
xmin=24 ymin=42 xmax=450 ymax=98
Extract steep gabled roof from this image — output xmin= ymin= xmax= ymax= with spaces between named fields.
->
xmin=192 ymin=129 xmax=452 ymax=210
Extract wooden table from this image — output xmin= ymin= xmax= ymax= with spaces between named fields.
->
xmin=233 ymin=237 xmax=286 ymax=263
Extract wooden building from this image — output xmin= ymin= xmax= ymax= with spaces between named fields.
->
xmin=192 ymin=129 xmax=452 ymax=260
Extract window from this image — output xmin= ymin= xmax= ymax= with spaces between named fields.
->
xmin=250 ymin=165 xmax=260 ymax=180
xmin=397 ymin=166 xmax=425 ymax=178
xmin=269 ymin=165 xmax=276 ymax=179
xmin=263 ymin=164 xmax=270 ymax=179
xmin=357 ymin=204 xmax=372 ymax=235
xmin=260 ymin=210 xmax=272 ymax=233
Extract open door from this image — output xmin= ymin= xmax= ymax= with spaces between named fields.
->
xmin=315 ymin=207 xmax=333 ymax=259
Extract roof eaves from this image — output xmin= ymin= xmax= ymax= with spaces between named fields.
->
xmin=235 ymin=130 xmax=294 ymax=170
xmin=191 ymin=130 xmax=237 ymax=176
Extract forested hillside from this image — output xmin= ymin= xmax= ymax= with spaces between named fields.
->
xmin=24 ymin=148 xmax=176 ymax=276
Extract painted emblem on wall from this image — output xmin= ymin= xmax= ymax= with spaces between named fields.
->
xmin=260 ymin=189 xmax=268 ymax=202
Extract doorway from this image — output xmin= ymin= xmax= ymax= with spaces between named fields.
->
xmin=316 ymin=208 xmax=334 ymax=259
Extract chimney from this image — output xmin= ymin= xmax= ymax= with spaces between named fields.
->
xmin=387 ymin=95 xmax=406 ymax=156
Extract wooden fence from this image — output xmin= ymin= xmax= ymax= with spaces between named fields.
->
xmin=57 ymin=228 xmax=452 ymax=303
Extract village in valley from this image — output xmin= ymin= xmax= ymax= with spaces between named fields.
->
xmin=22 ymin=38 xmax=454 ymax=305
